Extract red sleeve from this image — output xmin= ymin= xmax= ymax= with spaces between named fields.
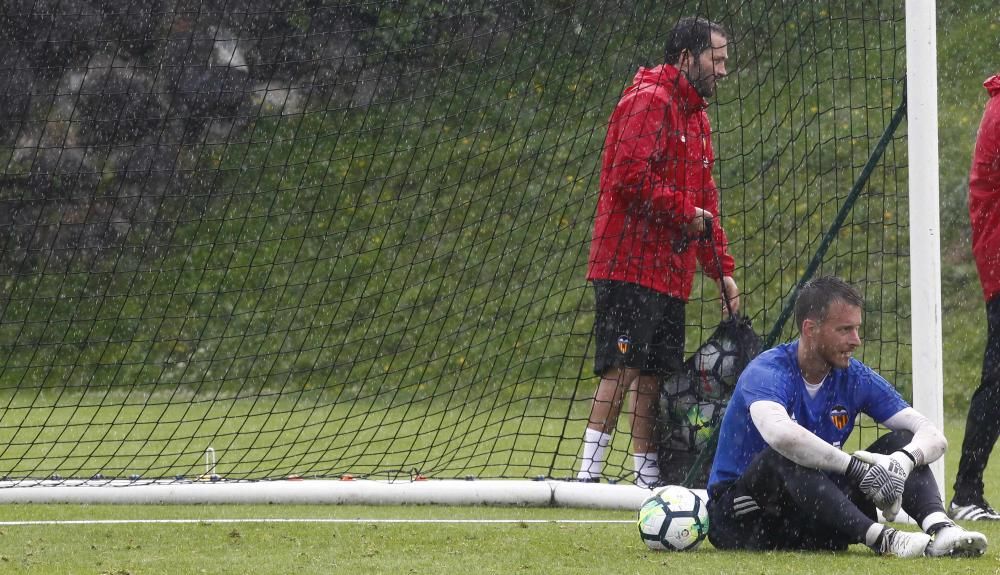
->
xmin=695 ymin=164 xmax=735 ymax=279
xmin=698 ymin=216 xmax=735 ymax=280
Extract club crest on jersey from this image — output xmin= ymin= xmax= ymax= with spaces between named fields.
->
xmin=617 ymin=336 xmax=630 ymax=355
xmin=830 ymin=406 xmax=850 ymax=430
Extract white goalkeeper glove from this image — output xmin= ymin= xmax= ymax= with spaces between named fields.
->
xmin=846 ymin=450 xmax=914 ymax=508
xmin=851 ymin=450 xmax=914 ymax=521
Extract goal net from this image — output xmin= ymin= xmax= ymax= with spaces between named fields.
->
xmin=0 ymin=0 xmax=911 ymax=487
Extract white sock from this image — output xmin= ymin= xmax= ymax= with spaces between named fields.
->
xmin=865 ymin=523 xmax=885 ymax=547
xmin=633 ymin=452 xmax=659 ymax=488
xmin=578 ymin=428 xmax=611 ymax=479
xmin=921 ymin=511 xmax=953 ymax=532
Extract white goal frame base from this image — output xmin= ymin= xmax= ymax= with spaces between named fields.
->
xmin=0 ymin=478 xmax=668 ymax=509
xmin=0 ymin=478 xmax=915 ymax=524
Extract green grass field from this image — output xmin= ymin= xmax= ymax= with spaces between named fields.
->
xmin=3 ymin=505 xmax=998 ymax=574
xmin=0 ymin=421 xmax=996 ymax=574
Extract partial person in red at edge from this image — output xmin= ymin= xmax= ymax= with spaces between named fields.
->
xmin=576 ymin=16 xmax=740 ymax=488
xmin=952 ymin=73 xmax=1000 ymax=522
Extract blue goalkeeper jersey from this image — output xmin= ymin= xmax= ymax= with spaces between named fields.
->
xmin=707 ymin=340 xmax=909 ymax=489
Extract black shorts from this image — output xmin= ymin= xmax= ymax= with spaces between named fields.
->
xmin=592 ymin=280 xmax=685 ymax=377
xmin=707 ymin=449 xmax=872 ymax=552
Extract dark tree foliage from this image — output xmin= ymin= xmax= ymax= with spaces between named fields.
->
xmin=0 ymin=0 xmax=557 ymax=266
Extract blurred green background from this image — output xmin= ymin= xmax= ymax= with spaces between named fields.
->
xmin=0 ymin=1 xmax=995 ymax=483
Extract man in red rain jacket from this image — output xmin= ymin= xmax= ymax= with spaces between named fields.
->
xmin=952 ymin=74 xmax=1000 ymax=521
xmin=577 ymin=16 xmax=740 ymax=488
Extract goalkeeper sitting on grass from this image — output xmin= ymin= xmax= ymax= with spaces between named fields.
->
xmin=707 ymin=276 xmax=986 ymax=558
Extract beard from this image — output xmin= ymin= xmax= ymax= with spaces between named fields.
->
xmin=685 ymin=64 xmax=717 ymax=98
xmin=691 ymin=75 xmax=716 ymax=98
xmin=820 ymin=346 xmax=853 ymax=370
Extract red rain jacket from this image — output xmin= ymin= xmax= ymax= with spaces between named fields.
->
xmin=587 ymin=64 xmax=734 ymax=301
xmin=970 ymin=74 xmax=1000 ymax=301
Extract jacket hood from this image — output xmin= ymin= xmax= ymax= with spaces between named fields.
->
xmin=986 ymin=74 xmax=1000 ymax=97
xmin=625 ymin=64 xmax=707 ymax=111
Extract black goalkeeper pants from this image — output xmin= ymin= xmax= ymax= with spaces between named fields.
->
xmin=708 ymin=431 xmax=944 ymax=551
xmin=953 ymin=295 xmax=1000 ymax=504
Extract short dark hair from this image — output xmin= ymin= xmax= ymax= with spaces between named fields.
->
xmin=664 ymin=16 xmax=729 ymax=66
xmin=794 ymin=276 xmax=864 ymax=332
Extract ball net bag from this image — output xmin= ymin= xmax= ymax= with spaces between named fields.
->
xmin=656 ymin=314 xmax=762 ymax=486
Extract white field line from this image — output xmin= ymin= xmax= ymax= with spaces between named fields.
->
xmin=0 ymin=518 xmax=633 ymax=526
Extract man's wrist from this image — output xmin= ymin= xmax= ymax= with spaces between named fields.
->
xmin=846 ymin=455 xmax=870 ymax=483
xmin=896 ymin=447 xmax=923 ymax=467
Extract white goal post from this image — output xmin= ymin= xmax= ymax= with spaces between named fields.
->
xmin=905 ymin=0 xmax=946 ymax=499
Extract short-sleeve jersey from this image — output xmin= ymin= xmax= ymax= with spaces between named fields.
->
xmin=707 ymin=341 xmax=909 ymax=489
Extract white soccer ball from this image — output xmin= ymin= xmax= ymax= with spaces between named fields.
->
xmin=695 ymin=343 xmax=736 ymax=379
xmin=693 ymin=342 xmax=740 ymax=396
xmin=637 ymin=485 xmax=709 ymax=551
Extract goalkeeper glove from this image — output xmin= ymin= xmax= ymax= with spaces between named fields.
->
xmin=852 ymin=450 xmax=914 ymax=519
xmin=846 ymin=450 xmax=913 ymax=507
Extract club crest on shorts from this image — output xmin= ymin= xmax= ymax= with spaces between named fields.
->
xmin=617 ymin=335 xmax=630 ymax=355
xmin=830 ymin=405 xmax=850 ymax=430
